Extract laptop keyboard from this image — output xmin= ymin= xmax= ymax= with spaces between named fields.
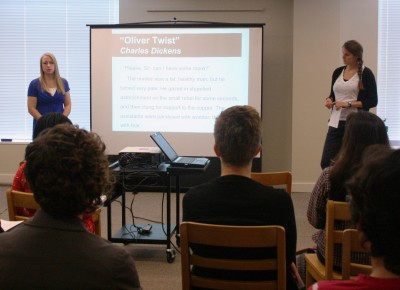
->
xmin=178 ymin=157 xmax=195 ymax=163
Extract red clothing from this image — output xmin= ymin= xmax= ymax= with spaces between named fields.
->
xmin=12 ymin=162 xmax=30 ymax=192
xmin=11 ymin=162 xmax=36 ymax=217
xmin=12 ymin=162 xmax=95 ymax=234
xmin=309 ymin=274 xmax=400 ymax=290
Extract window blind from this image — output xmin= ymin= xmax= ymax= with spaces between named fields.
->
xmin=0 ymin=0 xmax=119 ymax=141
xmin=378 ymin=0 xmax=400 ymax=145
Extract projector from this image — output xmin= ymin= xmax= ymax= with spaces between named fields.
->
xmin=118 ymin=147 xmax=161 ymax=168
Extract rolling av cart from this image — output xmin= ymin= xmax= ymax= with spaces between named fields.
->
xmin=106 ymin=162 xmax=209 ymax=263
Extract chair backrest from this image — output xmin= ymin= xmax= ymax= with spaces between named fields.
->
xmin=6 ymin=188 xmax=102 ymax=236
xmin=341 ymin=229 xmax=372 ymax=279
xmin=91 ymin=208 xmax=102 ymax=236
xmin=180 ymin=222 xmax=286 ymax=290
xmin=251 ymin=171 xmax=292 ymax=195
xmin=6 ymin=188 xmax=40 ymax=221
xmin=324 ymin=200 xmax=352 ymax=280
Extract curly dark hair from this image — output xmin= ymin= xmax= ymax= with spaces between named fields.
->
xmin=24 ymin=124 xmax=112 ymax=218
xmin=346 ymin=145 xmax=400 ymax=275
xmin=214 ymin=105 xmax=262 ymax=167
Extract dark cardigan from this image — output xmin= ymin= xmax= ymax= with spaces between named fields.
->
xmin=328 ymin=66 xmax=378 ymax=110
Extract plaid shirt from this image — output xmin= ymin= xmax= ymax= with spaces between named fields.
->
xmin=307 ymin=167 xmax=370 ymax=268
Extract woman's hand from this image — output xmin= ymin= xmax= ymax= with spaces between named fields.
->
xmin=27 ymin=96 xmax=42 ymax=120
xmin=334 ymin=101 xmax=348 ymax=110
xmin=325 ymin=97 xmax=334 ymax=109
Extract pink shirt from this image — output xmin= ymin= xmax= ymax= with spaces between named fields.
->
xmin=309 ymin=274 xmax=400 ymax=290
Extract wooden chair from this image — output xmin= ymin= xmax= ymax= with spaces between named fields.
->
xmin=341 ymin=229 xmax=372 ymax=279
xmin=6 ymin=188 xmax=102 ymax=236
xmin=251 ymin=171 xmax=292 ymax=195
xmin=180 ymin=222 xmax=286 ymax=290
xmin=305 ymin=201 xmax=355 ymax=288
xmin=91 ymin=208 xmax=102 ymax=236
xmin=7 ymin=189 xmax=40 ymax=221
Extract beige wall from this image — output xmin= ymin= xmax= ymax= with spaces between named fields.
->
xmin=292 ymin=0 xmax=378 ymax=191
xmin=0 ymin=143 xmax=26 ymax=184
xmin=0 ymin=0 xmax=379 ymax=192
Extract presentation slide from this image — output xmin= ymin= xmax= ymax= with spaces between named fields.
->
xmin=91 ymin=25 xmax=263 ymax=156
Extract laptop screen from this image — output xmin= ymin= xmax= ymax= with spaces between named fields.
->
xmin=150 ymin=132 xmax=178 ymax=162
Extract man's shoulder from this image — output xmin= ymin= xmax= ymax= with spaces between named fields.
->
xmin=185 ymin=175 xmax=289 ymax=199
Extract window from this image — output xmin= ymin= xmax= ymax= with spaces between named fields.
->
xmin=0 ymin=0 xmax=119 ymax=141
xmin=378 ymin=0 xmax=400 ymax=145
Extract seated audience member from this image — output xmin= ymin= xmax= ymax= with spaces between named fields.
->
xmin=12 ymin=112 xmax=72 ymax=193
xmin=183 ymin=105 xmax=299 ymax=289
xmin=307 ymin=111 xmax=389 ymax=273
xmin=11 ymin=112 xmax=95 ymax=234
xmin=309 ymin=145 xmax=400 ymax=289
xmin=0 ymin=124 xmax=141 ymax=289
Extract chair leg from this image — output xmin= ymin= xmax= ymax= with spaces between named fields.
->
xmin=95 ymin=216 xmax=101 ymax=236
xmin=306 ymin=269 xmax=315 ymax=289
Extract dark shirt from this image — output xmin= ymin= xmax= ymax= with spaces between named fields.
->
xmin=183 ymin=175 xmax=297 ymax=289
xmin=0 ymin=210 xmax=141 ymax=290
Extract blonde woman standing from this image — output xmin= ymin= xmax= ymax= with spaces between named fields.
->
xmin=27 ymin=52 xmax=71 ymax=132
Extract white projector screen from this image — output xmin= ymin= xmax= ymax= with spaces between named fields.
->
xmin=90 ymin=24 xmax=263 ymax=155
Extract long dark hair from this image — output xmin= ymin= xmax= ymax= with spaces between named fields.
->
xmin=329 ymin=111 xmax=389 ymax=201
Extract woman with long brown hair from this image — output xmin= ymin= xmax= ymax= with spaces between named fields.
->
xmin=320 ymin=40 xmax=378 ymax=169
xmin=308 ymin=111 xmax=389 ymax=272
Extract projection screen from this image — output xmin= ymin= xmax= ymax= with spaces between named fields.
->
xmin=90 ymin=23 xmax=263 ymax=156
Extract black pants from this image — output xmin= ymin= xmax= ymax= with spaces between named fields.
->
xmin=320 ymin=121 xmax=346 ymax=169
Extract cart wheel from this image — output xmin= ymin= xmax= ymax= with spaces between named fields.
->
xmin=166 ymin=249 xmax=176 ymax=263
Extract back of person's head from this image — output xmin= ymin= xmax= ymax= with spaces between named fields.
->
xmin=346 ymin=145 xmax=400 ymax=275
xmin=329 ymin=111 xmax=389 ymax=200
xmin=214 ymin=105 xmax=261 ymax=166
xmin=33 ymin=112 xmax=72 ymax=139
xmin=25 ymin=124 xmax=111 ymax=218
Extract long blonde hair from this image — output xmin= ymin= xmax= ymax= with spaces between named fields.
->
xmin=39 ymin=52 xmax=66 ymax=94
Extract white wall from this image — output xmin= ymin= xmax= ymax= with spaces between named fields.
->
xmin=0 ymin=0 xmax=379 ymax=192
